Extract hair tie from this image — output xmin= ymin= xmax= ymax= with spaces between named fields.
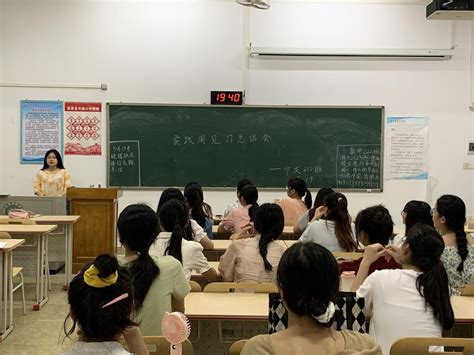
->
xmin=312 ymin=302 xmax=335 ymax=324
xmin=101 ymin=293 xmax=129 ymax=308
xmin=84 ymin=264 xmax=118 ymax=288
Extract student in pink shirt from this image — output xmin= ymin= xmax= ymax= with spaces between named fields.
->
xmin=277 ymin=177 xmax=312 ymax=225
xmin=218 ymin=184 xmax=259 ymax=233
xmin=218 ymin=203 xmax=286 ymax=284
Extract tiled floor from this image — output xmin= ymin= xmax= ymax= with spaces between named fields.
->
xmin=0 ymin=275 xmax=74 ymax=354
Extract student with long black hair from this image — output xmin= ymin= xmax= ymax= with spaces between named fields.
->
xmin=218 ymin=184 xmax=259 ymax=233
xmin=352 ymin=224 xmax=454 ymax=354
xmin=242 ymin=243 xmax=381 ymax=355
xmin=63 ymin=254 xmax=148 ymax=355
xmin=219 ymin=203 xmax=285 ymax=283
xmin=151 ymin=199 xmax=218 ymax=282
xmin=223 ymin=178 xmax=253 ymax=217
xmin=118 ymin=204 xmax=190 ymax=336
xmin=433 ymin=194 xmax=474 ymax=295
xmin=293 ymin=187 xmax=334 ymax=234
xmin=157 ymin=188 xmax=213 ymax=250
xmin=277 ymin=177 xmax=312 ymax=225
xmin=184 ymin=182 xmax=214 ymax=238
xmin=299 ymin=192 xmax=357 ymax=252
xmin=390 ymin=200 xmax=433 ymax=247
xmin=34 ymin=149 xmax=72 ymax=196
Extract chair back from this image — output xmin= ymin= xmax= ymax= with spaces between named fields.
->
xmin=390 ymin=337 xmax=474 ymax=355
xmin=460 ymin=284 xmax=474 ymax=296
xmin=204 ymin=282 xmax=278 ymax=293
xmin=268 ymin=291 xmax=366 ymax=334
xmin=0 ymin=231 xmax=12 ymax=239
xmin=142 ymin=336 xmax=193 ymax=355
xmin=229 ymin=339 xmax=248 ymax=355
xmin=189 ymin=280 xmax=202 ymax=292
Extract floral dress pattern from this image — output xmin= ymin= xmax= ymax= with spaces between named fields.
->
xmin=440 ymin=245 xmax=474 ymax=295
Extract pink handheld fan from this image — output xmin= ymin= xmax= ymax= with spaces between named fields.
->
xmin=161 ymin=312 xmax=191 ymax=355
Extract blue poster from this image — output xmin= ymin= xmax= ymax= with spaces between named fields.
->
xmin=20 ymin=100 xmax=63 ymax=164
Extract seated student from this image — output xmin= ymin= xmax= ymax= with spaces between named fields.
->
xmin=433 ymin=194 xmax=474 ymax=295
xmin=151 ymin=199 xmax=219 ymax=282
xmin=242 ymin=242 xmax=382 ymax=355
xmin=117 ymin=204 xmax=190 ymax=336
xmin=219 ymin=203 xmax=286 ymax=284
xmin=218 ymin=184 xmax=258 ymax=233
xmin=63 ymin=254 xmax=148 ymax=355
xmin=351 ymin=224 xmax=454 ymax=355
xmin=184 ymin=182 xmax=213 ymax=238
xmin=277 ymin=177 xmax=312 ymax=225
xmin=293 ymin=187 xmax=334 ymax=234
xmin=223 ymin=178 xmax=253 ymax=217
xmin=339 ymin=205 xmax=400 ymax=275
xmin=157 ymin=187 xmax=213 ymax=250
xmin=299 ymin=192 xmax=357 ymax=252
xmin=390 ymin=200 xmax=433 ymax=247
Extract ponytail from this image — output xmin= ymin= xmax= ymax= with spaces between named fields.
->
xmin=304 ymin=188 xmax=312 ymax=210
xmin=406 ymin=224 xmax=454 ymax=330
xmin=435 ymin=195 xmax=468 ymax=273
xmin=254 ymin=203 xmax=284 ymax=271
xmin=259 ymin=235 xmax=273 ymax=271
xmin=455 ymin=230 xmax=468 ymax=272
xmin=128 ymin=251 xmax=160 ymax=310
xmin=325 ymin=193 xmax=357 ymax=252
xmin=117 ymin=204 xmax=160 ymax=311
xmin=240 ymin=184 xmax=259 ymax=222
xmin=184 ymin=183 xmax=212 ymax=230
xmin=165 ymin=224 xmax=184 ymax=263
xmin=287 ymin=178 xmax=312 ymax=209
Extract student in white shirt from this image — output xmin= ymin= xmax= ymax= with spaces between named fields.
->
xmin=152 ymin=199 xmax=219 ymax=282
xmin=293 ymin=187 xmax=334 ymax=234
xmin=351 ymin=224 xmax=454 ymax=354
xmin=299 ymin=192 xmax=357 ymax=252
xmin=157 ymin=188 xmax=214 ymax=250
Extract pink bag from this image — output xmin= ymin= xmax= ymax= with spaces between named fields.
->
xmin=8 ymin=209 xmax=42 ymax=219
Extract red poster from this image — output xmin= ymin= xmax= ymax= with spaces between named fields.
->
xmin=64 ymin=102 xmax=102 ymax=155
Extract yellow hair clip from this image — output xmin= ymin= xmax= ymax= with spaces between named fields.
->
xmin=84 ymin=264 xmax=118 ymax=288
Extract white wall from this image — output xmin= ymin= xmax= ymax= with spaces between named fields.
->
xmin=1 ymin=0 xmax=473 ymax=228
xmin=0 ymin=0 xmax=4 ymax=192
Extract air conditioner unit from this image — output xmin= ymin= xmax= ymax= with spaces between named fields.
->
xmin=249 ymin=47 xmax=454 ymax=60
xmin=427 ymin=0 xmax=474 ymax=20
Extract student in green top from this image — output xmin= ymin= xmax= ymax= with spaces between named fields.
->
xmin=117 ymin=203 xmax=190 ymax=336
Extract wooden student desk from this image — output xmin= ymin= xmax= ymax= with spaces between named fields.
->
xmin=0 ymin=224 xmax=57 ymax=310
xmin=0 ymin=216 xmax=80 ymax=289
xmin=0 ymin=239 xmax=25 ymax=341
xmin=29 ymin=216 xmax=80 ymax=289
xmin=185 ymin=292 xmax=473 ymax=324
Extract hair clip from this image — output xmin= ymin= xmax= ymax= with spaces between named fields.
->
xmin=101 ymin=293 xmax=129 ymax=308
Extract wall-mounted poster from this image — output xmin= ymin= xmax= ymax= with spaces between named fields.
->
xmin=20 ymin=100 xmax=63 ymax=164
xmin=64 ymin=102 xmax=102 ymax=155
xmin=385 ymin=117 xmax=429 ymax=180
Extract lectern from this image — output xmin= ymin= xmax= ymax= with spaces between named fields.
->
xmin=66 ymin=187 xmax=121 ymax=273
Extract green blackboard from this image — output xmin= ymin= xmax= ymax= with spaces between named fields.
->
xmin=108 ymin=104 xmax=384 ymax=190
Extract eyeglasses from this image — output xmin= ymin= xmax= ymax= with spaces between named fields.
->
xmin=401 ymin=210 xmax=407 ymax=217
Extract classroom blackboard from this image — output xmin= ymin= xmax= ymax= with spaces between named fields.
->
xmin=108 ymin=104 xmax=384 ymax=190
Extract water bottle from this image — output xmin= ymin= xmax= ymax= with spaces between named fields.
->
xmin=340 ymin=271 xmax=356 ymax=292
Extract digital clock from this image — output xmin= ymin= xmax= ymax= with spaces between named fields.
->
xmin=211 ymin=91 xmax=244 ymax=105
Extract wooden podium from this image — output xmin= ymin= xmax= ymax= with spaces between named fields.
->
xmin=66 ymin=187 xmax=121 ymax=273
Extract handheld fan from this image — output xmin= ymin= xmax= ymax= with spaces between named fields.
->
xmin=161 ymin=312 xmax=191 ymax=355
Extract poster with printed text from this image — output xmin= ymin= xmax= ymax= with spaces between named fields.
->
xmin=386 ymin=117 xmax=429 ymax=180
xmin=21 ymin=100 xmax=63 ymax=164
xmin=64 ymin=102 xmax=102 ymax=155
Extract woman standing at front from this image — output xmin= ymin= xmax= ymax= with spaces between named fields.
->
xmin=34 ymin=149 xmax=72 ymax=196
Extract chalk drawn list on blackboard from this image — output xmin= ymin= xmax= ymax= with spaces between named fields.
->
xmin=336 ymin=144 xmax=381 ymax=189
xmin=109 ymin=141 xmax=141 ymax=187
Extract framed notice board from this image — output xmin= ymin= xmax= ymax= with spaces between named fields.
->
xmin=107 ymin=104 xmax=384 ymax=190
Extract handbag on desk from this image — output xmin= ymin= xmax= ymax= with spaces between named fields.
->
xmin=8 ymin=209 xmax=42 ymax=219
xmin=268 ymin=291 xmax=366 ymax=334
